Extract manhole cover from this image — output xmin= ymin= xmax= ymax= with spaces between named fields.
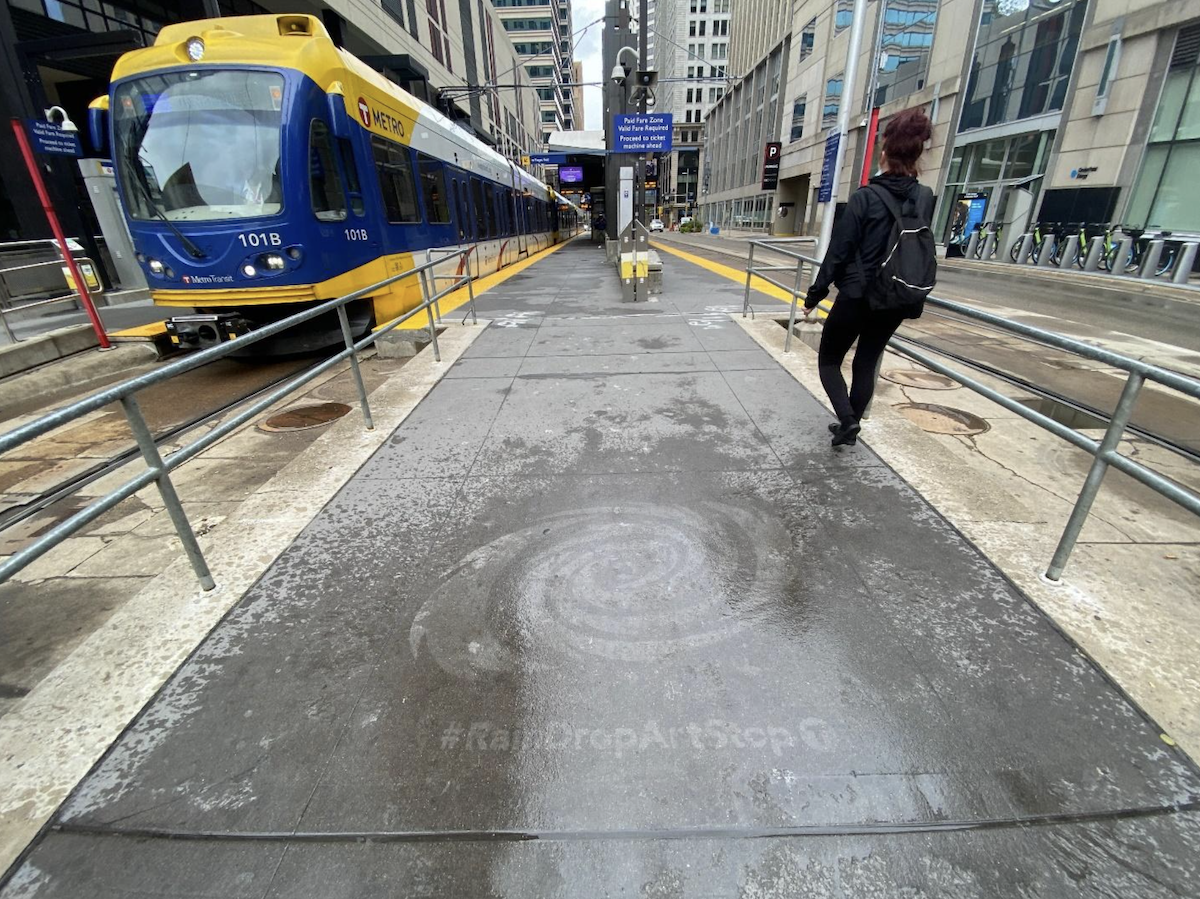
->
xmin=894 ymin=403 xmax=990 ymax=436
xmin=881 ymin=369 xmax=959 ymax=390
xmin=259 ymin=402 xmax=351 ymax=432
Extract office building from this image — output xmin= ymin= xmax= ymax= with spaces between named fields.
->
xmin=492 ymin=0 xmax=578 ymax=145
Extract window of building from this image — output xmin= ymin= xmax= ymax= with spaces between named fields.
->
xmin=959 ymin=0 xmax=1086 ymax=132
xmin=1093 ymin=34 xmax=1122 ymax=115
xmin=800 ymin=18 xmax=816 ymax=61
xmin=713 ymin=43 xmax=727 ymax=59
xmin=789 ymin=96 xmax=807 ymax=142
xmin=309 ymin=121 xmax=346 ymax=222
xmin=699 ymin=20 xmax=706 ymax=37
xmin=714 ymin=20 xmax=728 ymax=37
xmin=1125 ymin=23 xmax=1200 ymax=231
xmin=426 ymin=0 xmax=453 ymax=72
xmin=372 ymin=136 xmax=420 ymax=223
xmin=382 ymin=0 xmax=405 ymax=29
xmin=823 ymin=75 xmax=843 ymax=128
xmin=416 ymin=153 xmax=450 ymax=223
xmin=835 ymin=0 xmax=852 ymax=33
xmin=696 ymin=44 xmax=705 ymax=59
xmin=688 ymin=43 xmax=696 ymax=58
xmin=689 ymin=21 xmax=696 ymax=37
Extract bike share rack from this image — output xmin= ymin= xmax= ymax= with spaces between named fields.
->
xmin=975 ymin=227 xmax=1198 ymax=286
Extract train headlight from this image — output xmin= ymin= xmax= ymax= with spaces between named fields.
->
xmin=263 ymin=253 xmax=286 ymax=271
xmin=148 ymin=259 xmax=164 ymax=275
xmin=186 ymin=37 xmax=205 ymax=61
xmin=242 ymin=263 xmax=257 ymax=278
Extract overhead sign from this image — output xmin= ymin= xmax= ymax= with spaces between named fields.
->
xmin=530 ymin=153 xmax=567 ymax=165
xmin=613 ymin=113 xmax=673 ymax=153
xmin=818 ymin=132 xmax=841 ymax=203
xmin=761 ymin=141 xmax=782 ymax=190
xmin=27 ymin=120 xmax=81 ymax=157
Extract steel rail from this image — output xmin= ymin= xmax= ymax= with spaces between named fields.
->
xmin=0 ymin=248 xmax=479 ymax=590
xmin=744 ymin=239 xmax=1200 ymax=581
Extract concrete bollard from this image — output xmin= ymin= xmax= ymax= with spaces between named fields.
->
xmin=982 ymin=231 xmax=997 ymax=260
xmin=1062 ymin=233 xmax=1082 ymax=268
xmin=966 ymin=231 xmax=981 ymax=259
xmin=1037 ymin=235 xmax=1058 ymax=267
xmin=1015 ymin=233 xmax=1034 ymax=264
xmin=1083 ymin=235 xmax=1106 ymax=272
xmin=1139 ymin=240 xmax=1165 ymax=279
xmin=1111 ymin=236 xmax=1135 ymax=275
xmin=1173 ymin=242 xmax=1198 ymax=285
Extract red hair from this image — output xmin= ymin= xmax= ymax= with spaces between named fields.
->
xmin=882 ymin=107 xmax=933 ymax=177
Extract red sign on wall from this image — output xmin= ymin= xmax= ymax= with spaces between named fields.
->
xmin=761 ymin=142 xmax=782 ymax=190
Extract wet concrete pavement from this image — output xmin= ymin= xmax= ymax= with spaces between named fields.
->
xmin=5 ymin=240 xmax=1200 ymax=896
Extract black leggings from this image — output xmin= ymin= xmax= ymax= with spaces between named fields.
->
xmin=817 ymin=294 xmax=907 ymax=423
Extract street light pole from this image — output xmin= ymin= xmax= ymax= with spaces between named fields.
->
xmin=817 ymin=0 xmax=869 ymax=258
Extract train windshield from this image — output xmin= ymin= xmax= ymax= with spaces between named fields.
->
xmin=114 ymin=70 xmax=285 ymax=222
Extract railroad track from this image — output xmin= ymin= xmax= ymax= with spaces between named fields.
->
xmin=0 ymin=356 xmax=323 ymax=535
xmin=657 ymin=237 xmax=1200 ymax=464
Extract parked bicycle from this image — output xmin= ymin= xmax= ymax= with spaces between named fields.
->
xmin=1105 ymin=225 xmax=1177 ymax=276
xmin=973 ymin=221 xmax=1003 ymax=260
xmin=1010 ymin=222 xmax=1045 ymax=263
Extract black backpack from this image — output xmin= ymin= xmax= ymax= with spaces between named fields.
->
xmin=864 ymin=184 xmax=936 ymax=318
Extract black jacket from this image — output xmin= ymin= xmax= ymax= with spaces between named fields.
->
xmin=805 ymin=174 xmax=935 ymax=308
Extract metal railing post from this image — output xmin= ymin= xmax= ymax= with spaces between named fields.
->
xmin=784 ymin=257 xmax=803 ymax=353
xmin=420 ymin=272 xmax=441 ymax=363
xmin=465 ymin=267 xmax=478 ymax=324
xmin=119 ymin=394 xmax=215 ymax=591
xmin=336 ymin=305 xmax=374 ymax=430
xmin=742 ymin=242 xmax=755 ymax=316
xmin=1044 ymin=372 xmax=1145 ymax=582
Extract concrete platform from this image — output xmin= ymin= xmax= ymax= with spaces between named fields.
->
xmin=5 ymin=241 xmax=1199 ymax=895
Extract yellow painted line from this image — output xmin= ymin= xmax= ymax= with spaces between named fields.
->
xmin=654 ymin=241 xmax=830 ymax=321
xmin=111 ymin=321 xmax=167 ymax=339
xmin=394 ymin=238 xmax=573 ymax=330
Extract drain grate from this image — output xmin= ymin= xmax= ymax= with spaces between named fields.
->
xmin=881 ymin=369 xmax=959 ymax=390
xmin=259 ymin=402 xmax=352 ymax=432
xmin=894 ymin=403 xmax=990 ymax=436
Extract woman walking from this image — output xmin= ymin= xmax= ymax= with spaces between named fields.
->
xmin=802 ymin=107 xmax=935 ymax=446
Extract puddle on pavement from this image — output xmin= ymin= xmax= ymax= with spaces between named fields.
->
xmin=1016 ymin=397 xmax=1108 ymax=431
xmin=894 ymin=403 xmax=990 ymax=436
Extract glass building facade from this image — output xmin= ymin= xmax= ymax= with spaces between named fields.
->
xmin=1125 ymin=24 xmax=1200 ymax=231
xmin=959 ymin=0 xmax=1087 ymax=132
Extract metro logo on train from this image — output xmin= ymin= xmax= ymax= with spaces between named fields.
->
xmin=357 ymin=97 xmax=370 ymax=128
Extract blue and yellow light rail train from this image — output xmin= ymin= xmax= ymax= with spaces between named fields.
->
xmin=91 ymin=14 xmax=579 ymax=351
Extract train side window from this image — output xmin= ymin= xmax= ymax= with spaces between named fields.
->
xmin=484 ymin=190 xmax=496 ymax=239
xmin=470 ymin=178 xmax=486 ymax=238
xmin=337 ymin=138 xmax=364 ymax=216
xmin=509 ymin=193 xmax=518 ymax=236
xmin=309 ymin=121 xmax=347 ymax=222
xmin=416 ymin=154 xmax=450 ymax=224
xmin=371 ymin=135 xmax=420 ymax=223
xmin=455 ymin=179 xmax=470 ymax=240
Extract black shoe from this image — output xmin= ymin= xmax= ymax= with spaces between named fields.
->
xmin=828 ymin=422 xmax=840 ymax=435
xmin=831 ymin=417 xmax=861 ymax=447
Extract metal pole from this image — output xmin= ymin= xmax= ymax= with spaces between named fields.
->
xmin=1045 ymin=372 xmax=1145 ymax=582
xmin=637 ymin=0 xmax=648 ymax=228
xmin=119 ymin=394 xmax=215 ymax=591
xmin=336 ymin=304 xmax=374 ymax=430
xmin=742 ymin=242 xmax=755 ymax=316
xmin=10 ymin=118 xmax=111 ymax=349
xmin=784 ymin=258 xmax=803 ymax=354
xmin=817 ymin=0 xmax=869 ymax=258
xmin=421 ymin=274 xmax=441 ymax=362
xmin=1172 ymin=241 xmax=1197 ymax=284
xmin=465 ymin=269 xmax=478 ymax=325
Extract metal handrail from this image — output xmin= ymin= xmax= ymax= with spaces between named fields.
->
xmin=743 ymin=240 xmax=1200 ymax=581
xmin=0 ymin=248 xmax=479 ymax=591
xmin=424 ymin=244 xmax=481 ymax=323
xmin=0 ymin=258 xmax=102 ymax=343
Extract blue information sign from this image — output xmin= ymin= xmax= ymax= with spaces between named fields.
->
xmin=613 ymin=114 xmax=673 ymax=153
xmin=817 ymin=133 xmax=840 ymax=203
xmin=27 ymin=120 xmax=82 ymax=157
xmin=530 ymin=153 xmax=568 ymax=165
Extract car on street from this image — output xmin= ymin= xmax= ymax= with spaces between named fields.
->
xmin=649 ymin=219 xmax=664 ymax=232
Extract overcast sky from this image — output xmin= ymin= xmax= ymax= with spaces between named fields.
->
xmin=573 ymin=0 xmax=606 ymax=131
